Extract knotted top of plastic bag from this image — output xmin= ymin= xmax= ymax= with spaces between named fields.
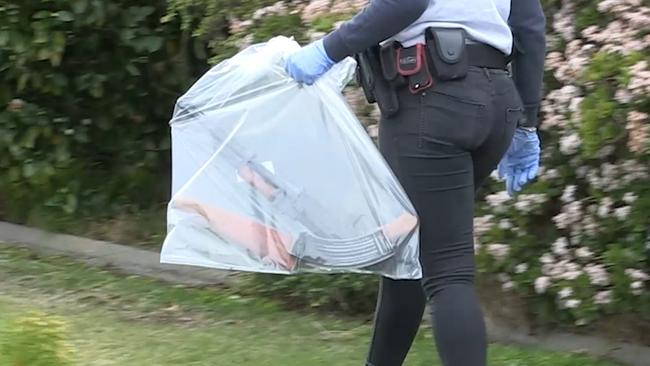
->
xmin=172 ymin=36 xmax=356 ymax=125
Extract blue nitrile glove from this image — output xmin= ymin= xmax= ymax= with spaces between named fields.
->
xmin=284 ymin=39 xmax=335 ymax=85
xmin=498 ymin=127 xmax=541 ymax=196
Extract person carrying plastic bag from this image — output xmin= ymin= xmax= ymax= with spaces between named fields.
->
xmin=283 ymin=0 xmax=546 ymax=365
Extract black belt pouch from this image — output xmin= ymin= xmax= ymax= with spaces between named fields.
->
xmin=354 ymin=49 xmax=377 ymax=104
xmin=355 ymin=46 xmax=400 ymax=117
xmin=425 ymin=27 xmax=469 ymax=81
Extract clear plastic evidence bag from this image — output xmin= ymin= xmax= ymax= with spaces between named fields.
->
xmin=160 ymin=36 xmax=422 ymax=280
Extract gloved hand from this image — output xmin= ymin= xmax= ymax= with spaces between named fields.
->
xmin=497 ymin=128 xmax=541 ymax=196
xmin=284 ymin=39 xmax=335 ymax=85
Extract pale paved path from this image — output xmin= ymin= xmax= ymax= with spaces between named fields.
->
xmin=0 ymin=221 xmax=235 ymax=286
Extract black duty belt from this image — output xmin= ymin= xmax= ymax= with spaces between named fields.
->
xmin=464 ymin=41 xmax=509 ymax=70
xmin=354 ymin=27 xmax=510 ymax=116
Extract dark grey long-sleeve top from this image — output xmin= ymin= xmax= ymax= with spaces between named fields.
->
xmin=322 ymin=0 xmax=546 ymax=127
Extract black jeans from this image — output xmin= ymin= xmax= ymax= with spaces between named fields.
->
xmin=367 ymin=67 xmax=522 ymax=366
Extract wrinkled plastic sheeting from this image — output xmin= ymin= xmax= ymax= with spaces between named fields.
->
xmin=160 ymin=36 xmax=422 ymax=280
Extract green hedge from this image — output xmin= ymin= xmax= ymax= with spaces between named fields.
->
xmin=0 ymin=0 xmax=207 ymax=223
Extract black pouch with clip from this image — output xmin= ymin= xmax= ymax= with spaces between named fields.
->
xmin=354 ymin=49 xmax=377 ymax=104
xmin=379 ymin=41 xmax=407 ymax=88
xmin=425 ymin=27 xmax=469 ymax=81
xmin=379 ymin=41 xmax=399 ymax=81
xmin=354 ymin=46 xmax=400 ymax=117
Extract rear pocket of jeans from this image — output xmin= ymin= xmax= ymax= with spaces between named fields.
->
xmin=506 ymin=107 xmax=523 ymax=126
xmin=419 ymin=92 xmax=486 ymax=150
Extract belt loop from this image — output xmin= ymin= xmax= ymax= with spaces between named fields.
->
xmin=482 ymin=67 xmax=492 ymax=81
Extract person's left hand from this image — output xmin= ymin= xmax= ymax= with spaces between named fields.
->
xmin=284 ymin=39 xmax=335 ymax=85
xmin=497 ymin=128 xmax=541 ymax=196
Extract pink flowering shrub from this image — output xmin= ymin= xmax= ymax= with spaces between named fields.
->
xmin=166 ymin=0 xmax=309 ymax=63
xmin=475 ymin=0 xmax=649 ymax=326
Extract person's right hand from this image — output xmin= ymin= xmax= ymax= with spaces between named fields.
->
xmin=497 ymin=128 xmax=541 ymax=196
xmin=284 ymin=39 xmax=335 ymax=85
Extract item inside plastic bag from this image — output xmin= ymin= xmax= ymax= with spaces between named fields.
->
xmin=160 ymin=36 xmax=422 ymax=280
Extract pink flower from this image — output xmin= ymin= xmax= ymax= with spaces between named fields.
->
xmin=597 ymin=0 xmax=640 ymax=14
xmin=631 ymin=281 xmax=644 ymax=295
xmin=7 ymin=99 xmax=25 ymax=112
xmin=614 ymin=206 xmax=632 ymax=220
xmin=539 ymin=112 xmax=568 ymax=131
xmin=540 ymin=253 xmax=554 ymax=265
xmin=552 ymin=212 xmax=570 ymax=230
xmin=545 ymin=52 xmax=564 ymax=70
xmin=553 ymin=201 xmax=582 ymax=230
xmin=562 ymin=270 xmax=583 ymax=281
xmin=229 ymin=18 xmax=253 ymax=33
xmin=569 ymin=96 xmax=583 ymax=114
xmin=498 ymin=219 xmax=513 ymax=230
xmin=487 ymin=244 xmax=509 ymax=261
xmin=626 ymin=111 xmax=649 ymax=154
xmin=575 ymin=247 xmax=593 ymax=258
xmin=552 ymin=237 xmax=570 ymax=256
xmin=253 ymin=1 xmax=288 ymax=20
xmin=301 ymin=0 xmax=332 ymax=23
xmin=614 ymin=89 xmax=633 ymax=103
xmin=558 ymin=287 xmax=573 ymax=299
xmin=628 ymin=61 xmax=650 ymax=97
xmin=540 ymin=168 xmax=560 ymax=182
xmin=330 ymin=0 xmax=366 ymax=14
xmin=621 ymin=160 xmax=649 ymax=182
xmin=582 ymin=216 xmax=599 ymax=236
xmin=366 ymin=124 xmax=378 ymax=138
xmin=514 ymin=194 xmax=548 ymax=213
xmin=565 ymin=299 xmax=582 ymax=309
xmin=561 ymin=185 xmax=577 ymax=203
xmin=502 ymin=281 xmax=515 ymax=291
xmin=554 ymin=261 xmax=583 ymax=281
xmin=535 ymin=276 xmax=551 ymax=294
xmin=485 ymin=191 xmax=511 ymax=213
xmin=598 ymin=197 xmax=614 ymax=218
xmin=552 ymin=1 xmax=575 ymax=41
xmin=623 ymin=192 xmax=638 ymax=204
xmin=559 ymin=133 xmax=581 ymax=155
xmin=585 ymin=264 xmax=610 ymax=286
xmin=570 ymin=228 xmax=583 ymax=245
xmin=543 ymin=263 xmax=561 ymax=278
xmin=474 ymin=215 xmax=494 ymax=237
xmin=625 ymin=268 xmax=649 ymax=281
xmin=594 ymin=290 xmax=612 ymax=305
xmin=515 ymin=263 xmax=529 ymax=274
xmin=581 ymin=25 xmax=600 ymax=40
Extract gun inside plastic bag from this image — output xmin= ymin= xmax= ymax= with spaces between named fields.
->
xmin=171 ymin=100 xmax=417 ymax=271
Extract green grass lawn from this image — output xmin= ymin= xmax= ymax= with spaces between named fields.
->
xmin=0 ymin=245 xmax=621 ymax=366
